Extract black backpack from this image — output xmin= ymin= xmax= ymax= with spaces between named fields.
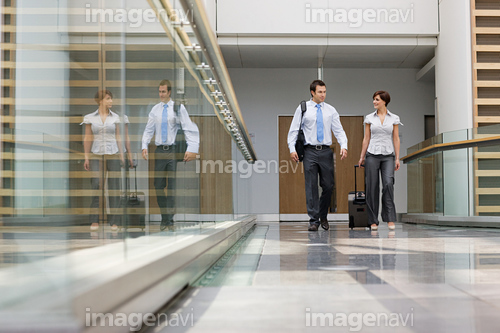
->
xmin=173 ymin=102 xmax=187 ymax=157
xmin=294 ymin=100 xmax=307 ymax=162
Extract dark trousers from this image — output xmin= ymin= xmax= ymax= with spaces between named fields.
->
xmin=303 ymin=146 xmax=334 ymax=225
xmin=364 ymin=153 xmax=397 ymax=225
xmin=89 ymin=155 xmax=121 ymax=225
xmin=154 ymin=146 xmax=177 ymax=223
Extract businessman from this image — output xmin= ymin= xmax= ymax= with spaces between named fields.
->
xmin=142 ymin=80 xmax=200 ymax=230
xmin=288 ymin=80 xmax=348 ymax=231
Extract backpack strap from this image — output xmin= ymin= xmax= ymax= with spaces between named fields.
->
xmin=299 ymin=100 xmax=307 ymax=129
xmin=172 ymin=102 xmax=182 ymax=127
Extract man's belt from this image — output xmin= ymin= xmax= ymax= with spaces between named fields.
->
xmin=305 ymin=145 xmax=330 ymax=150
xmin=157 ymin=145 xmax=175 ymax=151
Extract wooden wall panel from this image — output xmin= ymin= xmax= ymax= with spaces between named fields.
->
xmin=278 ymin=116 xmax=364 ymax=215
xmin=472 ymin=0 xmax=500 ymax=215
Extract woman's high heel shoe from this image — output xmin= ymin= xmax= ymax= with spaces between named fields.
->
xmin=388 ymin=222 xmax=395 ymax=230
xmin=370 ymin=224 xmax=378 ymax=231
xmin=90 ymin=223 xmax=99 ymax=231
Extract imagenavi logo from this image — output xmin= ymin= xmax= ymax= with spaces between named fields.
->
xmin=305 ymin=4 xmax=415 ymax=27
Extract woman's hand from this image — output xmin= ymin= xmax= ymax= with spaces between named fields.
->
xmin=84 ymin=159 xmax=90 ymax=171
xmin=395 ymin=159 xmax=400 ymax=171
xmin=119 ymin=153 xmax=125 ymax=167
xmin=128 ymin=157 xmax=135 ymax=169
xmin=358 ymin=157 xmax=365 ymax=168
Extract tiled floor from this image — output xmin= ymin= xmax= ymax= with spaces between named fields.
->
xmin=149 ymin=222 xmax=500 ymax=333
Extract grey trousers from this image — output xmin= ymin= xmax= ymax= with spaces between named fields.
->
xmin=89 ymin=156 xmax=121 ymax=225
xmin=364 ymin=153 xmax=397 ymax=225
xmin=303 ymin=146 xmax=334 ymax=225
xmin=154 ymin=146 xmax=177 ymax=223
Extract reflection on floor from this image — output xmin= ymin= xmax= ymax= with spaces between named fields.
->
xmin=149 ymin=222 xmax=500 ymax=333
xmin=0 ymin=222 xmax=209 ymax=269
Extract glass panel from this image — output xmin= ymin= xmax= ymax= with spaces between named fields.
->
xmin=405 ymin=124 xmax=500 ymax=217
xmin=442 ymin=130 xmax=470 ymax=216
xmin=0 ymin=0 xmax=255 ymax=329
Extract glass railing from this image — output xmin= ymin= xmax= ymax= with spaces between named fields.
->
xmin=0 ymin=0 xmax=256 ymax=329
xmin=403 ymin=124 xmax=500 ymax=217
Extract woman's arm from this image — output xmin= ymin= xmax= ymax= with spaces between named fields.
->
xmin=393 ymin=124 xmax=400 ymax=171
xmin=115 ymin=124 xmax=125 ymax=165
xmin=124 ymin=123 xmax=134 ymax=168
xmin=358 ymin=123 xmax=371 ymax=167
xmin=83 ymin=124 xmax=93 ymax=171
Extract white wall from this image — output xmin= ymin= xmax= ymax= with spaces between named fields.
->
xmin=217 ymin=0 xmax=438 ymax=36
xmin=435 ymin=0 xmax=473 ymax=134
xmin=231 ymin=68 xmax=435 ymax=216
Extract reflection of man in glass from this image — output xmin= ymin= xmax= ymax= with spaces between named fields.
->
xmin=141 ymin=80 xmax=199 ymax=230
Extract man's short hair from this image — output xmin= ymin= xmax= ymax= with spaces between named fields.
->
xmin=159 ymin=79 xmax=172 ymax=92
xmin=310 ymin=80 xmax=326 ymax=96
xmin=94 ymin=90 xmax=112 ymax=104
xmin=373 ymin=90 xmax=391 ymax=106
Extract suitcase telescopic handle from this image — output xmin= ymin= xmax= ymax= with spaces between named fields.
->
xmin=354 ymin=165 xmax=365 ymax=194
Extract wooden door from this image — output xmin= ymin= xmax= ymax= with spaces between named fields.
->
xmin=332 ymin=116 xmax=365 ymax=213
xmin=279 ymin=116 xmax=364 ymax=214
xmin=278 ymin=117 xmax=307 ymax=213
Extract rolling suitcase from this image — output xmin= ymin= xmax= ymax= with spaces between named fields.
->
xmin=123 ymin=164 xmax=146 ymax=229
xmin=348 ymin=165 xmax=369 ymax=229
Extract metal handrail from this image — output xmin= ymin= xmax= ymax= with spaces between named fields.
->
xmin=401 ymin=135 xmax=500 ymax=164
xmin=147 ymin=0 xmax=257 ymax=163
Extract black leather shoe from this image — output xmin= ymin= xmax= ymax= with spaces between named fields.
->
xmin=320 ymin=218 xmax=329 ymax=230
xmin=308 ymin=224 xmax=319 ymax=231
xmin=160 ymin=221 xmax=174 ymax=231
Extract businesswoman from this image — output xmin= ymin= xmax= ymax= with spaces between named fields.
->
xmin=358 ymin=91 xmax=402 ymax=231
xmin=82 ymin=90 xmax=133 ymax=231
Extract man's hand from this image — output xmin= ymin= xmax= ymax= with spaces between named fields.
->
xmin=184 ymin=151 xmax=197 ymax=162
xmin=142 ymin=149 xmax=148 ymax=160
xmin=290 ymin=152 xmax=299 ymax=163
xmin=340 ymin=148 xmax=348 ymax=160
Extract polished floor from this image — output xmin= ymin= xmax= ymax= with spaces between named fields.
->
xmin=147 ymin=222 xmax=500 ymax=333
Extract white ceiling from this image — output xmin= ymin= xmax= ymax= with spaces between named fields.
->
xmin=219 ymin=44 xmax=436 ymax=69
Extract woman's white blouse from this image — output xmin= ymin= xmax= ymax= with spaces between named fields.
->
xmin=81 ymin=110 xmax=127 ymax=155
xmin=364 ymin=110 xmax=403 ymax=155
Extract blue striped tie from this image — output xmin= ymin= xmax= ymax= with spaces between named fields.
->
xmin=316 ymin=104 xmax=324 ymax=143
xmin=161 ymin=103 xmax=168 ymax=144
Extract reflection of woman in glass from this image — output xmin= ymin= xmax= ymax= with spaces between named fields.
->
xmin=82 ymin=90 xmax=133 ymax=231
xmin=358 ymin=91 xmax=402 ymax=232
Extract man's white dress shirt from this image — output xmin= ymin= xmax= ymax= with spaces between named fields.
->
xmin=288 ymin=100 xmax=348 ymax=153
xmin=141 ymin=100 xmax=200 ymax=153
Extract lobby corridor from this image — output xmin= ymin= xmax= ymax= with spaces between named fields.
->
xmin=148 ymin=222 xmax=500 ymax=333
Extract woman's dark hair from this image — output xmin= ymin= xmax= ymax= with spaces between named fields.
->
xmin=310 ymin=80 xmax=326 ymax=97
xmin=373 ymin=90 xmax=390 ymax=106
xmin=95 ymin=89 xmax=113 ymax=104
